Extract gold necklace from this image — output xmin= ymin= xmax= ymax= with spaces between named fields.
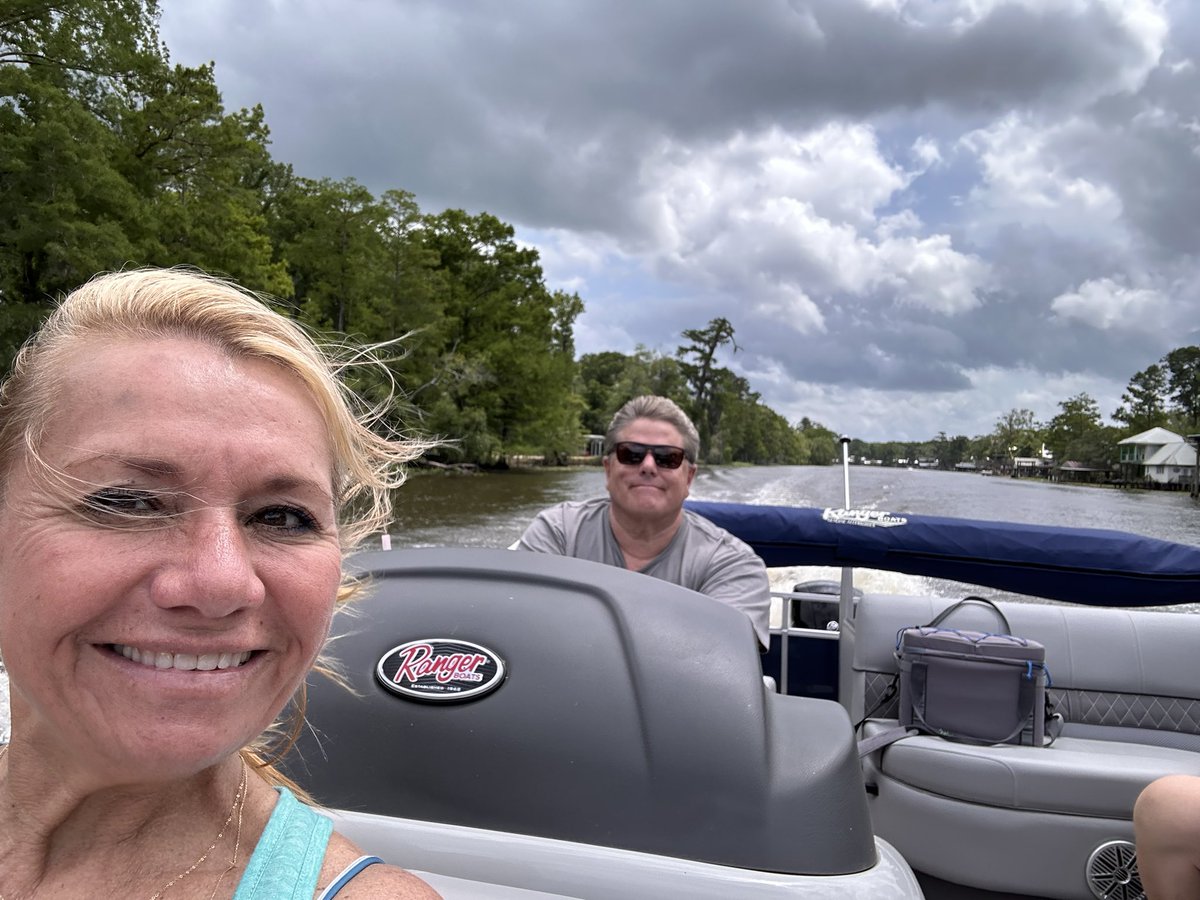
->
xmin=0 ymin=745 xmax=248 ymax=900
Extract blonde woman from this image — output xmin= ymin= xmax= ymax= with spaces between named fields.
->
xmin=0 ymin=269 xmax=440 ymax=899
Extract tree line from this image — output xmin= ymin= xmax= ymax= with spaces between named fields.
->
xmin=0 ymin=1 xmax=838 ymax=467
xmin=850 ymin=347 xmax=1200 ymax=471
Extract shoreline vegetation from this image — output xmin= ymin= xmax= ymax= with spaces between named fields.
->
xmin=410 ymin=458 xmax=1195 ymax=495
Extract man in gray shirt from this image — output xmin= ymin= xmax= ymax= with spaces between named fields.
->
xmin=517 ymin=395 xmax=770 ymax=650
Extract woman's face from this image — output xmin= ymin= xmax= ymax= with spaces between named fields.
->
xmin=0 ymin=337 xmax=342 ymax=779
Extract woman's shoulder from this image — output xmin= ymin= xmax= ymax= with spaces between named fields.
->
xmin=320 ymin=830 xmax=442 ymax=899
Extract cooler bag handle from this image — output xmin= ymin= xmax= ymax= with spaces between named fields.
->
xmin=926 ymin=595 xmax=1012 ymax=635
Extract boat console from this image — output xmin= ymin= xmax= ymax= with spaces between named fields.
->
xmin=282 ymin=547 xmax=878 ymax=878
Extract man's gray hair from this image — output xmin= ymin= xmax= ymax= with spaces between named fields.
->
xmin=604 ymin=395 xmax=700 ymax=462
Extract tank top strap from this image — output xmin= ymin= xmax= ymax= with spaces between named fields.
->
xmin=233 ymin=786 xmax=335 ymax=900
xmin=316 ymin=855 xmax=384 ymax=899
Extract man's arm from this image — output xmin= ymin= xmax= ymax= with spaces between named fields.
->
xmin=695 ymin=536 xmax=772 ymax=650
xmin=515 ymin=506 xmax=568 ymax=555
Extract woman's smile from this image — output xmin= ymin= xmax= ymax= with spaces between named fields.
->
xmin=109 ymin=643 xmax=255 ymax=671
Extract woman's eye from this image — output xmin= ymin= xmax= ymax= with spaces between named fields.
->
xmin=252 ymin=505 xmax=319 ymax=535
xmin=83 ymin=489 xmax=160 ymax=516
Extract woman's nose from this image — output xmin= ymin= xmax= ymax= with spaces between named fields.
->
xmin=150 ymin=510 xmax=266 ymax=617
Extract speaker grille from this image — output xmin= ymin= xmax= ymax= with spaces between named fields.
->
xmin=1086 ymin=840 xmax=1143 ymax=900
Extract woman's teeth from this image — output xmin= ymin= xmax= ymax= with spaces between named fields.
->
xmin=113 ymin=645 xmax=252 ymax=671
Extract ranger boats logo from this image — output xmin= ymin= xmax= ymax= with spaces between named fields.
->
xmin=376 ymin=639 xmax=507 ymax=703
xmin=822 ymin=508 xmax=908 ymax=528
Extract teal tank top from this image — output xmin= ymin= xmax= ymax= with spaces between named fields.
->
xmin=233 ymin=787 xmax=334 ymax=900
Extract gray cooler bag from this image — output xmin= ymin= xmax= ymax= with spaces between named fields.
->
xmin=896 ymin=598 xmax=1049 ymax=746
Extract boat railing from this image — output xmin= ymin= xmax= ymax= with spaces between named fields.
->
xmin=769 ymin=589 xmax=844 ymax=696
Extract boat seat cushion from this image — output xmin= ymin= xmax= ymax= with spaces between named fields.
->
xmin=855 ymin=594 xmax=1200 ymax=820
xmin=854 ymin=593 xmax=1200 ymax=738
xmin=862 ymin=722 xmax=1200 ymax=818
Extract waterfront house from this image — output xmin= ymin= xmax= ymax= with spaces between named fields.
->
xmin=1142 ymin=441 xmax=1197 ymax=488
xmin=1012 ymin=456 xmax=1052 ymax=478
xmin=1117 ymin=427 xmax=1196 ymax=486
xmin=1052 ymin=460 xmax=1110 ymax=484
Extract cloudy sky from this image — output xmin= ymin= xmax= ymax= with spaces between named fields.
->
xmin=160 ymin=0 xmax=1200 ymax=441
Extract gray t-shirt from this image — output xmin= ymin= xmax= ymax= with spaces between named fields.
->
xmin=517 ymin=497 xmax=770 ymax=648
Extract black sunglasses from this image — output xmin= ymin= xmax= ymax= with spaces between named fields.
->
xmin=611 ymin=441 xmax=690 ymax=470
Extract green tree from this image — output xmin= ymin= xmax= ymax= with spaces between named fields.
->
xmin=577 ymin=351 xmax=630 ymax=434
xmin=372 ymin=189 xmax=449 ymax=400
xmin=0 ymin=0 xmax=286 ymax=370
xmin=992 ymin=409 xmax=1039 ymax=468
xmin=718 ymin=396 xmax=805 ymax=465
xmin=677 ymin=317 xmax=737 ymax=459
xmin=1044 ymin=393 xmax=1107 ymax=465
xmin=119 ymin=62 xmax=289 ymax=294
xmin=1 ymin=2 xmax=162 ymax=367
xmin=415 ymin=209 xmax=580 ymax=463
xmin=0 ymin=60 xmax=140 ymax=339
xmin=1 ymin=2 xmax=161 ymax=74
xmin=945 ymin=435 xmax=972 ymax=468
xmin=601 ymin=348 xmax=689 ymax=421
xmin=706 ymin=369 xmax=755 ymax=463
xmin=0 ymin=2 xmax=155 ymax=319
xmin=271 ymin=176 xmax=390 ymax=334
xmin=796 ymin=418 xmax=838 ymax=465
xmin=1163 ymin=347 xmax=1200 ymax=430
xmin=1113 ymin=363 xmax=1168 ymax=434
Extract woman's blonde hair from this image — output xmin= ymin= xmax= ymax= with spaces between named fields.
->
xmin=0 ymin=267 xmax=431 ymax=794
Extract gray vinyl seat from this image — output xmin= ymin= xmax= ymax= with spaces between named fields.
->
xmin=861 ymin=723 xmax=1200 ymax=817
xmin=852 ymin=593 xmax=1200 ymax=899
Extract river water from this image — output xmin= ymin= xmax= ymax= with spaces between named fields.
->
xmin=393 ymin=464 xmax=1200 ymax=548
xmin=392 ymin=464 xmax=1200 ymax=600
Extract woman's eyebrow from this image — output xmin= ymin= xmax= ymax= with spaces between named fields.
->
xmin=120 ymin=457 xmax=185 ymax=478
xmin=62 ymin=453 xmax=183 ymax=478
xmin=61 ymin=454 xmax=334 ymax=500
xmin=259 ymin=474 xmax=336 ymax=502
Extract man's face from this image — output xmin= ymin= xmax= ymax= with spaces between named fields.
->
xmin=603 ymin=418 xmax=696 ymax=526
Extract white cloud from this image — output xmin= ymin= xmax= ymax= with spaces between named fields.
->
xmin=877 ymin=234 xmax=988 ymax=313
xmin=735 ymin=355 xmax=1133 ymax=442
xmin=523 ymin=227 xmax=624 ymax=288
xmin=630 ymin=122 xmax=986 ymax=317
xmin=961 ymin=114 xmax=1124 ymax=238
xmin=965 ymin=364 xmax=1126 ymax=427
xmin=910 ymin=136 xmax=942 ymax=169
xmin=640 ymin=123 xmax=908 ymax=247
xmin=876 ymin=210 xmax=923 ymax=239
xmin=1050 ymin=277 xmax=1170 ymax=330
xmin=855 ymin=0 xmax=1167 ymax=81
xmin=752 ymin=285 xmax=827 ymax=335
